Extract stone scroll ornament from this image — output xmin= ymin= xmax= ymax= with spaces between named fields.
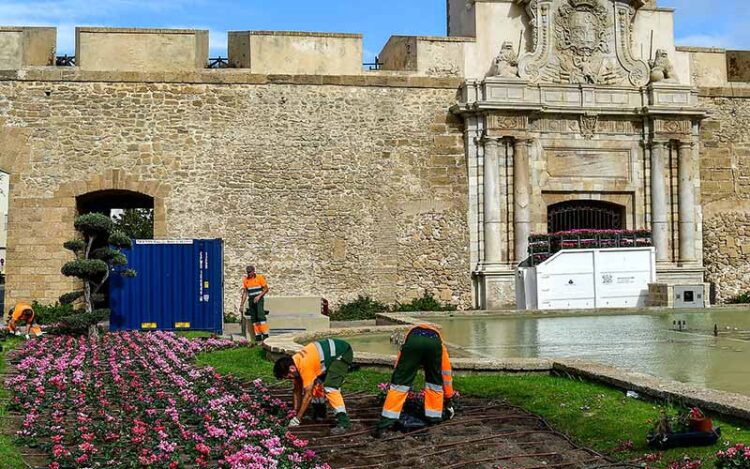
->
xmin=516 ymin=0 xmax=650 ymax=87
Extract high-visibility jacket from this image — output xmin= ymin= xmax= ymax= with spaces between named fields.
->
xmin=292 ymin=338 xmax=350 ymax=389
xmin=398 ymin=324 xmax=455 ymax=399
xmin=243 ymin=274 xmax=268 ymax=299
xmin=8 ymin=303 xmax=35 ymax=333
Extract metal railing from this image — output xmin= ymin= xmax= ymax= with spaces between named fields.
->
xmin=362 ymin=56 xmax=383 ymax=71
xmin=207 ymin=57 xmax=231 ymax=69
xmin=55 ymin=55 xmax=76 ymax=66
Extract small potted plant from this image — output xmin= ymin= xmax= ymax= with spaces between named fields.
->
xmin=688 ymin=407 xmax=713 ymax=433
xmin=647 ymin=408 xmax=720 ymax=449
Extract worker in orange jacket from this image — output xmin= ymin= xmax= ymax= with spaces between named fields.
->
xmin=274 ymin=338 xmax=354 ymax=435
xmin=376 ymin=323 xmax=455 ymax=437
xmin=6 ymin=303 xmax=43 ymax=339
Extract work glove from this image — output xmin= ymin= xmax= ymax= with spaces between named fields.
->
xmin=13 ymin=330 xmax=21 ymax=336
xmin=288 ymin=417 xmax=301 ymax=427
xmin=24 ymin=334 xmax=30 ymax=340
xmin=446 ymin=406 xmax=455 ymax=420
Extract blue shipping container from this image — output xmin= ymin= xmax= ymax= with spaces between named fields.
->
xmin=109 ymin=239 xmax=224 ymax=334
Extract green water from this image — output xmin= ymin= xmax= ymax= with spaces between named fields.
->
xmin=345 ymin=310 xmax=750 ymax=396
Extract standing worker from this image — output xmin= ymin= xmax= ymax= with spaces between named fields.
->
xmin=376 ymin=323 xmax=455 ymax=437
xmin=239 ymin=265 xmax=270 ymax=342
xmin=273 ymin=338 xmax=354 ymax=435
xmin=6 ymin=303 xmax=43 ymax=339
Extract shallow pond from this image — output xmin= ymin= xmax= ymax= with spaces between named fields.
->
xmin=345 ymin=309 xmax=750 ymax=396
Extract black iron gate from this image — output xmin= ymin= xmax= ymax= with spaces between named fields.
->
xmin=547 ymin=200 xmax=624 ymax=233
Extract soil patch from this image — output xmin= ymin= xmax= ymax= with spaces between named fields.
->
xmin=278 ymin=389 xmax=615 ymax=469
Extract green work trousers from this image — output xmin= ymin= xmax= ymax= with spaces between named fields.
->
xmin=323 ymin=346 xmax=353 ymax=389
xmin=392 ymin=334 xmax=443 ymax=388
xmin=245 ymin=296 xmax=268 ymax=341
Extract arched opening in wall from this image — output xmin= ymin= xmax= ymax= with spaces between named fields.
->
xmin=77 ymin=190 xmax=155 ymax=240
xmin=75 ymin=190 xmax=155 ymax=308
xmin=0 ymin=170 xmax=8 ymax=312
xmin=547 ymin=200 xmax=625 ymax=233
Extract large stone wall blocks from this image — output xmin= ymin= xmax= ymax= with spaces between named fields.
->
xmin=75 ymin=27 xmax=209 ymax=72
xmin=0 ymin=27 xmax=56 ymax=70
xmin=228 ymin=30 xmax=363 ymax=75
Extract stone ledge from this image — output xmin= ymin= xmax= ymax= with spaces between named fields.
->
xmin=388 ymin=35 xmax=476 ymax=43
xmin=262 ymin=327 xmax=553 ymax=374
xmin=554 ymin=360 xmax=750 ymax=422
xmin=0 ymin=68 xmax=463 ymax=89
xmin=676 ymin=46 xmax=726 ymax=54
xmin=699 ymin=85 xmax=750 ymax=97
xmin=76 ymin=27 xmax=206 ymax=35
xmin=240 ymin=30 xmax=362 ymax=39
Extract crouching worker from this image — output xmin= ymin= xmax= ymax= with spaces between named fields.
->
xmin=376 ymin=324 xmax=455 ymax=437
xmin=274 ymin=338 xmax=354 ymax=435
xmin=7 ymin=303 xmax=43 ymax=339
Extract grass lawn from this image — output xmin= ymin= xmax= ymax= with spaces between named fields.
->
xmin=198 ymin=346 xmax=750 ymax=468
xmin=176 ymin=331 xmax=217 ymax=339
xmin=1 ymin=335 xmax=24 ymax=469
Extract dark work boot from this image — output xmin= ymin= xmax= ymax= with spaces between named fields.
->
xmin=330 ymin=413 xmax=351 ymax=435
xmin=312 ymin=403 xmax=327 ymax=422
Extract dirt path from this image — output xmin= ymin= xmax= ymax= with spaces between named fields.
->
xmin=279 ymin=389 xmax=616 ymax=469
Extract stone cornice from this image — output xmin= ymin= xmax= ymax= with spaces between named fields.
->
xmin=0 ymin=68 xmax=464 ymax=89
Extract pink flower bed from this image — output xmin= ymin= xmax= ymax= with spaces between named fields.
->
xmin=6 ymin=332 xmax=329 ymax=469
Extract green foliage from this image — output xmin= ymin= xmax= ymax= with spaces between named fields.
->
xmin=112 ymin=208 xmax=153 ymax=240
xmin=74 ymin=213 xmax=113 ymax=237
xmin=108 ymin=230 xmax=133 ymax=249
xmin=121 ymin=269 xmax=137 ymax=278
xmin=330 ymin=293 xmax=457 ymax=321
xmin=51 ymin=309 xmax=110 ymax=334
xmin=59 ymin=291 xmax=83 ymax=305
xmin=30 ymin=301 xmax=75 ymax=325
xmin=224 ymin=311 xmax=241 ymax=324
xmin=727 ymin=292 xmax=750 ymax=304
xmin=330 ymin=295 xmax=389 ymax=321
xmin=63 ymin=213 xmax=135 ymax=313
xmin=92 ymin=247 xmax=127 ymax=266
xmin=392 ymin=293 xmax=457 ymax=312
xmin=0 ymin=336 xmax=25 ymax=468
xmin=63 ymin=240 xmax=86 ymax=254
xmin=61 ymin=258 xmax=108 ymax=280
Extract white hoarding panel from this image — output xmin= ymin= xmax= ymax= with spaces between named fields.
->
xmin=518 ymin=247 xmax=656 ymax=311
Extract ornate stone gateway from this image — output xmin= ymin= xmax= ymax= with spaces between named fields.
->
xmin=453 ymin=0 xmax=706 ymax=309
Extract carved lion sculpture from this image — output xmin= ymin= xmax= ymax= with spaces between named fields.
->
xmin=649 ymin=49 xmax=676 ymax=83
xmin=492 ymin=41 xmax=519 ymax=78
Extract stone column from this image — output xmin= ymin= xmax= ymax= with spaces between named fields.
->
xmin=650 ymin=140 xmax=670 ymax=263
xmin=678 ymin=141 xmax=696 ymax=263
xmin=483 ymin=138 xmax=503 ymax=267
xmin=514 ymin=138 xmax=531 ymax=262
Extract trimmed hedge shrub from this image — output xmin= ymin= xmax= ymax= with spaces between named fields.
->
xmin=331 ymin=293 xmax=456 ymax=321
xmin=31 ymin=301 xmax=76 ymax=325
xmin=330 ymin=296 xmax=389 ymax=321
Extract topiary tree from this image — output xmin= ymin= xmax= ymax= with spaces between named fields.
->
xmin=61 ymin=213 xmax=136 ymax=317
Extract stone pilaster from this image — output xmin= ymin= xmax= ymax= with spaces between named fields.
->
xmin=678 ymin=140 xmax=696 ymax=264
xmin=650 ymin=139 xmax=670 ymax=263
xmin=482 ymin=137 xmax=503 ymax=268
xmin=514 ymin=137 xmax=531 ymax=262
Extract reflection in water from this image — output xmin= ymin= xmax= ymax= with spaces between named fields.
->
xmin=345 ymin=310 xmax=750 ymax=396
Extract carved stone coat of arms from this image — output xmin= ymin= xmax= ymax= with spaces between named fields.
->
xmin=516 ymin=0 xmax=650 ymax=87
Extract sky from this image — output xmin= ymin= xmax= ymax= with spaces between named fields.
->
xmin=0 ymin=0 xmax=748 ymax=59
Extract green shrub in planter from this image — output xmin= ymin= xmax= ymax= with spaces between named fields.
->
xmin=393 ymin=293 xmax=457 ymax=312
xmin=331 ymin=296 xmax=389 ymax=321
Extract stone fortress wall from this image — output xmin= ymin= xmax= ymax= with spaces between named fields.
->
xmin=1 ymin=0 xmax=750 ymax=311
